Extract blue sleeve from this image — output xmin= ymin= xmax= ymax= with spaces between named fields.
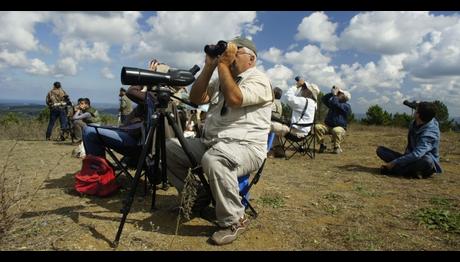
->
xmin=328 ymin=96 xmax=351 ymax=114
xmin=391 ymin=135 xmax=435 ymax=166
xmin=322 ymin=93 xmax=333 ymax=108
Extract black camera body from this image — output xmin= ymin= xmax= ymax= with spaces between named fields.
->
xmin=63 ymin=95 xmax=72 ymax=106
xmin=204 ymin=40 xmax=228 ymax=57
xmin=403 ymin=100 xmax=418 ymax=110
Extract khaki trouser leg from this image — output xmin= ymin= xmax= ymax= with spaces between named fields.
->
xmin=331 ymin=126 xmax=346 ymax=149
xmin=165 ymin=138 xmax=207 ymax=192
xmin=270 ymin=122 xmax=289 ymax=148
xmin=314 ymin=124 xmax=329 ymax=144
xmin=201 ymin=142 xmax=264 ymax=227
xmin=73 ymin=120 xmax=86 ymax=140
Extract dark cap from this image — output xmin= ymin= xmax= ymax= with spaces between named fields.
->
xmin=295 ymin=76 xmax=303 ymax=82
xmin=120 ymin=87 xmax=126 ymax=92
xmin=230 ymin=36 xmax=257 ymax=56
xmin=53 ymin=81 xmax=61 ymax=88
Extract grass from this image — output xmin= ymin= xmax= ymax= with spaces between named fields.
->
xmin=258 ymin=194 xmax=285 ymax=209
xmin=412 ymin=197 xmax=460 ymax=234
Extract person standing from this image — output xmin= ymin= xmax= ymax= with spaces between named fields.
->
xmin=45 ymin=81 xmax=69 ymax=141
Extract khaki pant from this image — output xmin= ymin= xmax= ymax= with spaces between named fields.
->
xmin=314 ymin=124 xmax=346 ymax=149
xmin=73 ymin=120 xmax=87 ymax=140
xmin=165 ymin=138 xmax=264 ymax=227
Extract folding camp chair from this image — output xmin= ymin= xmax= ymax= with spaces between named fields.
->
xmin=237 ymin=131 xmax=274 ymax=218
xmin=279 ymin=110 xmax=317 ymax=160
xmin=88 ymin=91 xmax=157 ymax=189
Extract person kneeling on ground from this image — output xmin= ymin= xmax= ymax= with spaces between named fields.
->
xmin=376 ymin=102 xmax=442 ymax=179
xmin=314 ymin=85 xmax=351 ymax=154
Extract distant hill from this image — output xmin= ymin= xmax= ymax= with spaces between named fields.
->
xmin=0 ymin=103 xmax=119 ymax=117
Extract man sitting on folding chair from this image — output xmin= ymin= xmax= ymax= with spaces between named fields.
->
xmin=270 ymin=76 xmax=318 ymax=159
xmin=165 ymin=37 xmax=273 ymax=246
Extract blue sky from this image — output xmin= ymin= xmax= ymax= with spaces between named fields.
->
xmin=1 ymin=11 xmax=460 ymax=117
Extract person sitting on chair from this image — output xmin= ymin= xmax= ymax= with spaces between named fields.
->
xmin=271 ymin=87 xmax=283 ymax=119
xmin=82 ymin=59 xmax=183 ymax=160
xmin=270 ymin=76 xmax=318 ymax=157
xmin=376 ymin=101 xmax=442 ymax=178
xmin=72 ymin=97 xmax=101 ymax=143
xmin=314 ymin=85 xmax=351 ymax=154
xmin=165 ymin=36 xmax=273 ymax=245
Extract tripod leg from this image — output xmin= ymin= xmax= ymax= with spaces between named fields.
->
xmin=113 ymin=124 xmax=155 ymax=246
xmin=159 ymin=115 xmax=169 ymax=191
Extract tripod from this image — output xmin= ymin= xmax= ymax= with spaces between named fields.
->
xmin=113 ymin=86 xmax=212 ymax=246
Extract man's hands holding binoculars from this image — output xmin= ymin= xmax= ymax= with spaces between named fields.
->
xmin=218 ymin=42 xmax=238 ymax=67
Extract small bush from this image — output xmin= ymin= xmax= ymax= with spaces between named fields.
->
xmin=413 ymin=208 xmax=460 ymax=233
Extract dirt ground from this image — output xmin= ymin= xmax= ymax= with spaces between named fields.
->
xmin=0 ymin=124 xmax=459 ymax=250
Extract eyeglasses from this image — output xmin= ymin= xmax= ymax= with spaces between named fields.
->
xmin=236 ymin=46 xmax=253 ymax=57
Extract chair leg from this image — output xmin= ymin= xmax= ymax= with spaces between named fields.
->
xmin=242 ymin=197 xmax=258 ymax=218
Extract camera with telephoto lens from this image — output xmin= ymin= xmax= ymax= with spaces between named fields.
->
xmin=403 ymin=100 xmax=418 ymax=110
xmin=204 ymin=40 xmax=228 ymax=57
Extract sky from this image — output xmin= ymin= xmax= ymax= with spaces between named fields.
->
xmin=1 ymin=11 xmax=460 ymax=116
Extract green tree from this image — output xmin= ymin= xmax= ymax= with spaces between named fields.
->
xmin=36 ymin=107 xmax=50 ymax=123
xmin=0 ymin=112 xmax=21 ymax=126
xmin=432 ymin=100 xmax=454 ymax=132
xmin=392 ymin=112 xmax=412 ymax=128
xmin=315 ymin=92 xmax=329 ymax=123
xmin=362 ymin=105 xmax=392 ymax=126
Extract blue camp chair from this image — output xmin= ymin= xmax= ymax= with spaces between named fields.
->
xmin=237 ymin=131 xmax=274 ymax=218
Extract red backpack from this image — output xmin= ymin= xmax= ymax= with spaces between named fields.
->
xmin=75 ymin=155 xmax=120 ymax=197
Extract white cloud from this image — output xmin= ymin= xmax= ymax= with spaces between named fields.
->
xmin=339 ymin=11 xmax=459 ymax=55
xmin=0 ymin=11 xmax=50 ymax=52
xmin=101 ymin=67 xmax=115 ymax=79
xmin=51 ymin=11 xmax=141 ymax=44
xmin=263 ymin=64 xmax=294 ymax=89
xmin=260 ymin=47 xmax=283 ymax=64
xmin=403 ymin=24 xmax=460 ymax=79
xmin=295 ymin=12 xmax=339 ymax=52
xmin=123 ymin=11 xmax=261 ymax=68
xmin=339 ymin=54 xmax=407 ymax=93
xmin=0 ymin=50 xmax=52 ymax=76
xmin=59 ymin=39 xmax=111 ymax=63
xmin=55 ymin=57 xmax=78 ymax=76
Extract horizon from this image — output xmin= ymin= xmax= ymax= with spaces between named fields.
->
xmin=1 ymin=11 xmax=460 ymax=117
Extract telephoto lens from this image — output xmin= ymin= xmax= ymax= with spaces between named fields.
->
xmin=204 ymin=40 xmax=228 ymax=57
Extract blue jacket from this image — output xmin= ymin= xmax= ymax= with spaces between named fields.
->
xmin=391 ymin=119 xmax=442 ymax=173
xmin=322 ymin=93 xmax=351 ymax=129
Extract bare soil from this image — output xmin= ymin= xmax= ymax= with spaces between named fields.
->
xmin=0 ymin=124 xmax=459 ymax=250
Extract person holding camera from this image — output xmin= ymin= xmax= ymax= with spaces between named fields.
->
xmin=270 ymin=77 xmax=319 ymax=157
xmin=72 ymin=98 xmax=101 ymax=142
xmin=45 ymin=81 xmax=69 ymax=141
xmin=376 ymin=102 xmax=442 ymax=178
xmin=314 ymin=85 xmax=351 ymax=154
xmin=165 ymin=37 xmax=273 ymax=245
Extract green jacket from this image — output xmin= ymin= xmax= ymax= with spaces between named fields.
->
xmin=120 ymin=95 xmax=133 ymax=115
xmin=84 ymin=107 xmax=101 ymax=124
